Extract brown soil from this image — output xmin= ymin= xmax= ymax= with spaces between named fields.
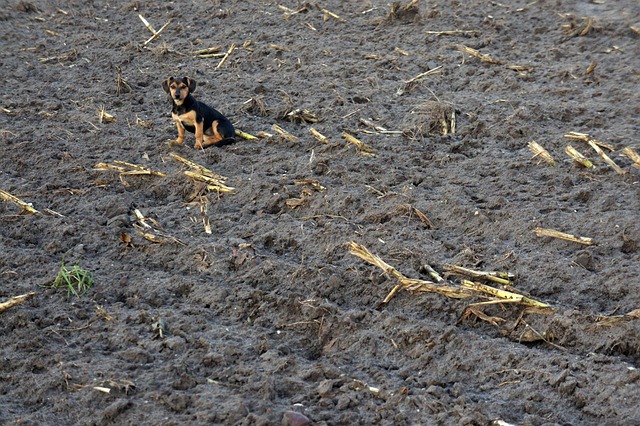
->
xmin=1 ymin=1 xmax=639 ymax=425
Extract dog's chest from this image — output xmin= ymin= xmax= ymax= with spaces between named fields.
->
xmin=173 ymin=110 xmax=198 ymax=127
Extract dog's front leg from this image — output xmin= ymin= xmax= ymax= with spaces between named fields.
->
xmin=194 ymin=121 xmax=204 ymax=149
xmin=175 ymin=120 xmax=185 ymax=145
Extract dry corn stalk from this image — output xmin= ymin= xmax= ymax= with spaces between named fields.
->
xmin=534 ymin=227 xmax=595 ymax=245
xmin=398 ymin=204 xmax=433 ymax=228
xmin=347 ymin=242 xmax=553 ymax=309
xmin=216 ymin=43 xmax=236 ymax=69
xmin=457 ymin=45 xmax=503 ymax=65
xmin=461 ymin=280 xmax=550 ymax=308
xmin=0 ymin=189 xmax=40 ymax=214
xmin=588 ymin=140 xmax=625 ymax=175
xmin=132 ymin=208 xmax=184 ymax=245
xmin=404 ymin=66 xmax=444 ymax=85
xmin=272 ymin=124 xmax=299 ymax=142
xmin=596 ymin=307 xmax=640 ymax=325
xmin=98 ymin=107 xmax=115 ymax=123
xmin=193 ymin=46 xmax=222 ymax=55
xmin=342 ymin=132 xmax=375 ymax=156
xmin=426 ymin=30 xmax=478 ymax=36
xmin=347 ymin=242 xmax=473 ymax=300
xmin=564 ymin=131 xmax=614 ymax=151
xmin=0 ymin=292 xmax=36 ymax=313
xmin=309 ymin=128 xmax=329 ymax=144
xmin=235 ymin=129 xmax=258 ymax=140
xmin=622 ymin=147 xmax=640 ymax=169
xmin=294 ymin=178 xmax=325 ymax=191
xmin=169 ymin=153 xmax=226 ymax=181
xmin=170 ymin=153 xmax=234 ymax=193
xmin=528 ymin=141 xmax=555 ymax=166
xmin=184 ymin=171 xmax=235 ymax=193
xmin=565 ymin=145 xmax=594 ymax=168
xmin=99 ymin=161 xmax=166 ymax=176
xmin=315 ymin=4 xmax=346 ymax=22
xmin=443 ymin=264 xmax=513 ymax=286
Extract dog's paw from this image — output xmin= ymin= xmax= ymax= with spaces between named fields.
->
xmin=166 ymin=139 xmax=184 ymax=148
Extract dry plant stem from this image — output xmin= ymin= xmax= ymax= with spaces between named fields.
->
xmin=144 ymin=20 xmax=171 ymax=46
xmin=359 ymin=118 xmax=387 ymax=132
xmin=426 ymin=30 xmax=478 ymax=35
xmin=0 ymin=292 xmax=36 ymax=313
xmin=138 ymin=14 xmax=157 ymax=34
xmin=94 ymin=162 xmax=165 ymax=177
xmin=534 ymin=227 xmax=595 ymax=245
xmin=400 ymin=204 xmax=433 ymax=228
xmin=309 ymin=128 xmax=329 ymax=143
xmin=421 ymin=264 xmax=444 ymax=283
xmin=528 ymin=141 xmax=555 ymax=166
xmin=346 ymin=242 xmax=474 ymax=300
xmin=113 ymin=161 xmax=166 ymax=176
xmin=588 ymin=140 xmax=625 ymax=175
xmin=235 ymin=129 xmax=258 ymax=140
xmin=342 ymin=132 xmax=375 ymax=155
xmin=169 ymin=153 xmax=227 ymax=181
xmin=316 ymin=4 xmax=346 ymax=22
xmin=457 ymin=45 xmax=503 ymax=64
xmin=443 ymin=264 xmax=511 ymax=285
xmin=404 ymin=66 xmax=443 ymax=84
xmin=0 ymin=189 xmax=40 ymax=214
xmin=272 ymin=124 xmax=299 ymax=142
xmin=563 ymin=131 xmax=615 ymax=151
xmin=184 ymin=171 xmax=235 ymax=193
xmin=461 ymin=280 xmax=551 ymax=308
xmin=216 ymin=43 xmax=236 ymax=69
xmin=565 ymin=145 xmax=594 ymax=168
xmin=584 ymin=60 xmax=597 ymax=76
xmin=622 ymin=147 xmax=640 ymax=169
xmin=193 ymin=46 xmax=222 ymax=55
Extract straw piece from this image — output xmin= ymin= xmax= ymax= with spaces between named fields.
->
xmin=565 ymin=145 xmax=594 ymax=168
xmin=534 ymin=227 xmax=595 ymax=246
xmin=443 ymin=264 xmax=512 ymax=285
xmin=622 ymin=147 xmax=640 ymax=169
xmin=588 ymin=140 xmax=625 ymax=175
xmin=461 ymin=280 xmax=550 ymax=308
xmin=235 ymin=129 xmax=258 ymax=140
xmin=309 ymin=128 xmax=329 ymax=144
xmin=457 ymin=45 xmax=503 ymax=64
xmin=528 ymin=141 xmax=555 ymax=166
xmin=342 ymin=132 xmax=375 ymax=156
xmin=272 ymin=124 xmax=299 ymax=142
xmin=0 ymin=292 xmax=36 ymax=313
xmin=0 ymin=189 xmax=40 ymax=214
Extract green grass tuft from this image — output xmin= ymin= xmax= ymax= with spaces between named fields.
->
xmin=50 ymin=261 xmax=94 ymax=298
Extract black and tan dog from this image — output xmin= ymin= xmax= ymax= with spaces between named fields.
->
xmin=162 ymin=76 xmax=235 ymax=149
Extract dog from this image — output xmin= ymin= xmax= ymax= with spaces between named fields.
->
xmin=162 ymin=76 xmax=235 ymax=149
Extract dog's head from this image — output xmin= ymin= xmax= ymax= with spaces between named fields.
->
xmin=162 ymin=77 xmax=196 ymax=105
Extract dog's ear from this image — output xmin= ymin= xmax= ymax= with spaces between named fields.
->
xmin=185 ymin=77 xmax=197 ymax=93
xmin=161 ymin=78 xmax=172 ymax=93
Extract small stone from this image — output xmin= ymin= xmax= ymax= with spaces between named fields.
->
xmin=282 ymin=410 xmax=310 ymax=426
xmin=316 ymin=379 xmax=333 ymax=397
